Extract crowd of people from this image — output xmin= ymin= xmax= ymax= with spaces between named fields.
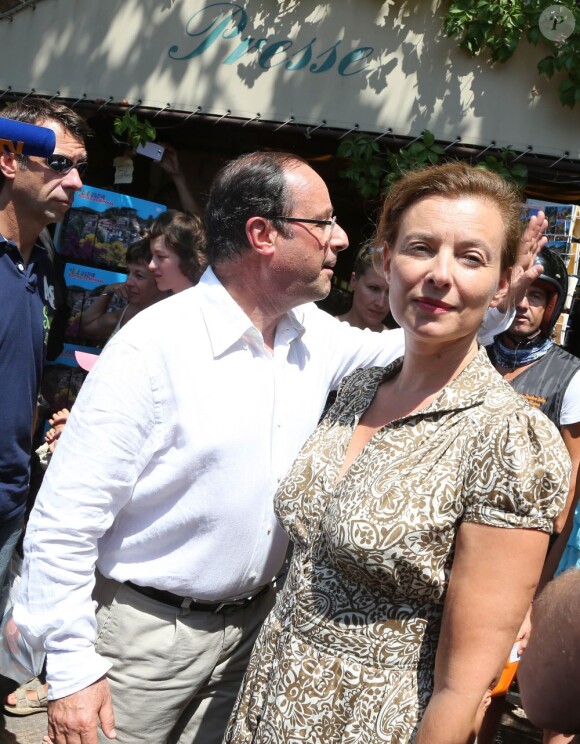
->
xmin=1 ymin=97 xmax=580 ymax=744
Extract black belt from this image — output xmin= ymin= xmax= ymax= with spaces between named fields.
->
xmin=125 ymin=580 xmax=270 ymax=613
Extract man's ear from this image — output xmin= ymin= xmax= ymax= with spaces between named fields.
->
xmin=0 ymin=152 xmax=18 ymax=183
xmin=245 ymin=216 xmax=276 ymax=257
xmin=349 ymin=271 xmax=357 ymax=291
xmin=490 ymin=269 xmax=511 ymax=309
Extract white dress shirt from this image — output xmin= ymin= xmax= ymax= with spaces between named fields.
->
xmin=14 ymin=268 xmax=405 ymax=697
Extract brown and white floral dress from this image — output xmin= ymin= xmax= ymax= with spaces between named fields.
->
xmin=225 ymin=348 xmax=569 ymax=743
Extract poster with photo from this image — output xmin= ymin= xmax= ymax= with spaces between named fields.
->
xmin=522 ymin=199 xmax=577 ymax=240
xmin=521 ymin=199 xmax=578 ymax=271
xmin=40 ymin=264 xmax=127 ymax=412
xmin=62 ymin=263 xmax=128 ymax=345
xmin=42 ymin=344 xmax=103 ymax=411
xmin=54 ymin=185 xmax=166 ymax=269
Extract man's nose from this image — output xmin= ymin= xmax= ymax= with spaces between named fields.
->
xmin=329 ymin=222 xmax=349 ymax=253
xmin=62 ymin=167 xmax=84 ymax=190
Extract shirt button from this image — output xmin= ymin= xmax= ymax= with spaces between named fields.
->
xmin=267 ymin=527 xmax=272 ymax=535
xmin=249 ymin=572 xmax=257 ymax=581
xmin=242 ymin=344 xmax=249 ymax=351
xmin=17 ymin=263 xmax=24 ymax=271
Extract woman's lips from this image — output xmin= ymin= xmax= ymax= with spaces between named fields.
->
xmin=415 ymin=297 xmax=454 ymax=313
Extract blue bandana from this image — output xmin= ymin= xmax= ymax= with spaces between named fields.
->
xmin=492 ymin=334 xmax=553 ymax=369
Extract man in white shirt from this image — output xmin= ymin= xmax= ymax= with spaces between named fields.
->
xmin=14 ymin=152 xmax=544 ymax=744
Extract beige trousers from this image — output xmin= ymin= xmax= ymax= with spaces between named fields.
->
xmin=94 ymin=574 xmax=276 ymax=744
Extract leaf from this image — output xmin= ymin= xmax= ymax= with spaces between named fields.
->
xmin=409 ymin=141 xmax=426 ymax=155
xmin=537 ymin=56 xmax=556 ymax=78
xmin=422 ymin=130 xmax=435 ymax=147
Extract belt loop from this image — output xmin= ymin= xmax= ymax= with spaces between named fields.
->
xmin=181 ymin=596 xmax=194 ymax=609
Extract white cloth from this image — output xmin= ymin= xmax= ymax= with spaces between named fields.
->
xmin=560 ymin=368 xmax=580 ymax=426
xmin=477 ymin=305 xmax=515 ymax=346
xmin=14 ymin=267 xmax=505 ymax=698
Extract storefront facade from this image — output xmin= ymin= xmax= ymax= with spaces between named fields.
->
xmin=1 ymin=0 xmax=578 ymax=159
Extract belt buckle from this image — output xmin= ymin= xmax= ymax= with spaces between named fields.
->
xmin=213 ymin=597 xmax=248 ymax=614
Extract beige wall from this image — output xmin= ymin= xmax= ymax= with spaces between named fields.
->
xmin=1 ymin=0 xmax=576 ymax=158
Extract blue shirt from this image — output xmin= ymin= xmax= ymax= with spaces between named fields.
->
xmin=0 ymin=235 xmax=56 ymax=523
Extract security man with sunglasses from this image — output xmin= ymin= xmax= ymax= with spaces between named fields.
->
xmin=0 ymin=98 xmax=88 ymax=614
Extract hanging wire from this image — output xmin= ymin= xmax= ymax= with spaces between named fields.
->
xmin=475 ymin=141 xmax=497 ymax=159
xmin=182 ymin=106 xmax=202 ymax=123
xmin=305 ymin=120 xmax=327 ymax=139
xmin=512 ymin=146 xmax=533 ymax=163
xmin=97 ymin=96 xmax=114 ymax=112
xmin=153 ymin=103 xmax=171 ymax=119
xmin=70 ymin=93 xmax=87 ymax=108
xmin=274 ymin=115 xmax=295 ymax=132
xmin=373 ymin=128 xmax=393 ymax=143
xmin=214 ymin=109 xmax=231 ymax=125
xmin=444 ymin=136 xmax=461 ymax=152
xmin=242 ymin=113 xmax=261 ymax=127
xmin=338 ymin=124 xmax=359 ymax=140
xmin=548 ymin=152 xmax=571 ymax=168
xmin=127 ymin=99 xmax=142 ymax=114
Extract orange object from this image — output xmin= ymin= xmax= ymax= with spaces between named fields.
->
xmin=491 ymin=639 xmax=522 ymax=698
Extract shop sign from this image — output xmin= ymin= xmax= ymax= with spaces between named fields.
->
xmin=168 ymin=1 xmax=374 ymax=77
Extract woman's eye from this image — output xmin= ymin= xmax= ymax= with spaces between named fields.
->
xmin=462 ymin=253 xmax=484 ymax=265
xmin=406 ymin=243 xmax=431 ymax=255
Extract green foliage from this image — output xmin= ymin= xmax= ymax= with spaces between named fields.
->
xmin=337 ymin=131 xmax=446 ymax=199
xmin=475 ymin=147 xmax=528 ymax=189
xmin=113 ymin=111 xmax=157 ymax=148
xmin=338 ymin=132 xmax=528 ymax=200
xmin=444 ymin=1 xmax=580 ymax=108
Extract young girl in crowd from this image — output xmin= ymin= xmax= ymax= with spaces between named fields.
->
xmin=337 ymin=244 xmax=391 ymax=331
xmin=148 ymin=209 xmax=207 ymax=293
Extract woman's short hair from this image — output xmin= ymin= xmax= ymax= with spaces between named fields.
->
xmin=150 ymin=210 xmax=207 ymax=284
xmin=126 ymin=237 xmax=152 ymax=265
xmin=375 ymin=161 xmax=523 ymax=272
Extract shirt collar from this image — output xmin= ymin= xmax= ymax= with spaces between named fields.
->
xmin=370 ymin=345 xmax=496 ymax=418
xmin=198 ymin=266 xmax=305 ymax=358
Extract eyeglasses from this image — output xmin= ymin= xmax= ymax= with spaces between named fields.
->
xmin=44 ymin=154 xmax=88 ymax=180
xmin=272 ymin=215 xmax=337 ymax=240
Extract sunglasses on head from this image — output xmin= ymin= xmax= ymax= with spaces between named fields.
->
xmin=44 ymin=154 xmax=88 ymax=180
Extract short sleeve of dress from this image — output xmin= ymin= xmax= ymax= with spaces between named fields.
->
xmin=462 ymin=405 xmax=571 ymax=533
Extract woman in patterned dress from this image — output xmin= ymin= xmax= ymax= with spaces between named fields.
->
xmin=225 ymin=162 xmax=570 ymax=744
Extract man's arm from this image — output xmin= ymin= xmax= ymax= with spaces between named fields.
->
xmin=14 ymin=337 xmax=158 ymax=741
